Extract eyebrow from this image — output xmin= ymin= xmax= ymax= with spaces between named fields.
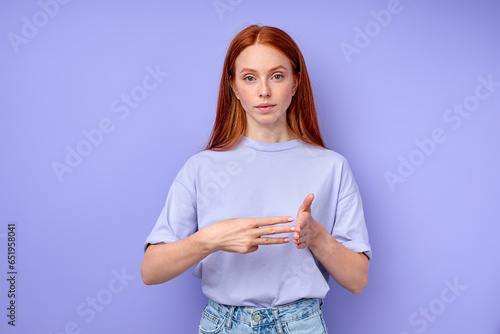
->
xmin=239 ymin=65 xmax=287 ymax=74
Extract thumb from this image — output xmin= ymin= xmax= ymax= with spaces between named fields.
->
xmin=299 ymin=193 xmax=314 ymax=213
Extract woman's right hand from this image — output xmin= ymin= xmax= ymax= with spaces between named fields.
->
xmin=142 ymin=216 xmax=295 ymax=285
xmin=199 ymin=216 xmax=296 ymax=254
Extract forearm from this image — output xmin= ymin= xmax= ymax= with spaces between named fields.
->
xmin=141 ymin=231 xmax=211 ymax=285
xmin=309 ymin=225 xmax=369 ymax=294
xmin=142 ymin=216 xmax=295 ymax=285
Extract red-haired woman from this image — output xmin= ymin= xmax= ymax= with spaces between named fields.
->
xmin=142 ymin=25 xmax=371 ymax=333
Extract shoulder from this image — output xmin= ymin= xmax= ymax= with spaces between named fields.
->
xmin=183 ymin=148 xmax=236 ymax=166
xmin=297 ymin=140 xmax=350 ymax=168
xmin=298 ymin=141 xmax=359 ymax=194
xmin=176 ymin=148 xmax=238 ymax=175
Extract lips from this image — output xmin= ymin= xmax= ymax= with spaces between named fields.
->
xmin=255 ymin=103 xmax=276 ymax=113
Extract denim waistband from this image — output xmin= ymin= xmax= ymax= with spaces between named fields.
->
xmin=208 ymin=298 xmax=322 ymax=327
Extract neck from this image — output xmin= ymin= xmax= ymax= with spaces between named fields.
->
xmin=244 ymin=125 xmax=297 ymax=143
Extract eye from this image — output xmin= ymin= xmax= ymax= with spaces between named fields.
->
xmin=244 ymin=76 xmax=255 ymax=82
xmin=273 ymin=74 xmax=284 ymax=80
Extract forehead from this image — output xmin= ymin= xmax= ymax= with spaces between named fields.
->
xmin=235 ymin=44 xmax=292 ymax=71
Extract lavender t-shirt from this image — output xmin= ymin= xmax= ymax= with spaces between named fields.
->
xmin=144 ymin=136 xmax=371 ymax=308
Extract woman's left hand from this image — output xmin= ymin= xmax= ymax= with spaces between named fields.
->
xmin=293 ymin=193 xmax=325 ymax=249
xmin=293 ymin=193 xmax=369 ymax=293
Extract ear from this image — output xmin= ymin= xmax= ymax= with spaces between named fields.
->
xmin=230 ymin=78 xmax=240 ymax=100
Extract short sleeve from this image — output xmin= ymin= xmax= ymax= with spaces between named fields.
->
xmin=332 ymin=161 xmax=372 ymax=260
xmin=143 ymin=174 xmax=198 ymax=252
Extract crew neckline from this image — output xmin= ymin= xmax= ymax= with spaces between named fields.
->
xmin=239 ymin=136 xmax=302 ymax=152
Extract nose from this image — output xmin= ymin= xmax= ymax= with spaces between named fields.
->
xmin=259 ymin=81 xmax=271 ymax=98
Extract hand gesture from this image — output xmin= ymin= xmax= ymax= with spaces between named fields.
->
xmin=293 ymin=193 xmax=323 ymax=249
xmin=201 ymin=216 xmax=296 ymax=254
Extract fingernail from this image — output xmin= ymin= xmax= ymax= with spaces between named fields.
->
xmin=290 ymin=227 xmax=296 ymax=231
xmin=284 ymin=237 xmax=290 ymax=242
xmin=287 ymin=217 xmax=294 ymax=222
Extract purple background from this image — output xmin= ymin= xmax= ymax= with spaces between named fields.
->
xmin=1 ymin=1 xmax=499 ymax=333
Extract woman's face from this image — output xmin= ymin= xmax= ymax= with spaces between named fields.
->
xmin=231 ymin=43 xmax=297 ymax=136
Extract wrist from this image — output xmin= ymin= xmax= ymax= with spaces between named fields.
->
xmin=191 ymin=228 xmax=217 ymax=256
xmin=308 ymin=222 xmax=326 ymax=250
xmin=308 ymin=221 xmax=337 ymax=257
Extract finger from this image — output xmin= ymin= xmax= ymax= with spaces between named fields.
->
xmin=294 ymin=215 xmax=309 ymax=232
xmin=294 ymin=218 xmax=306 ymax=232
xmin=254 ymin=216 xmax=294 ymax=227
xmin=295 ymin=230 xmax=308 ymax=243
xmin=258 ymin=225 xmax=295 ymax=237
xmin=296 ymin=239 xmax=308 ymax=249
xmin=256 ymin=237 xmax=291 ymax=245
xmin=299 ymin=193 xmax=314 ymax=213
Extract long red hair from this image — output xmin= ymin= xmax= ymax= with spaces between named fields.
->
xmin=206 ymin=25 xmax=325 ymax=150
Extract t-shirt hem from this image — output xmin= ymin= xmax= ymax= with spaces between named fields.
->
xmin=341 ymin=240 xmax=372 ymax=260
xmin=144 ymin=236 xmax=178 ymax=252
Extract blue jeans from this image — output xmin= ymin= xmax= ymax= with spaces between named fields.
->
xmin=199 ymin=298 xmax=328 ymax=334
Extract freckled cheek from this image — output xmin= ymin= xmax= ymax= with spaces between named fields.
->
xmin=240 ymin=89 xmax=253 ymax=102
xmin=235 ymin=87 xmax=254 ymax=109
xmin=276 ymin=86 xmax=294 ymax=104
xmin=236 ymin=84 xmax=293 ymax=107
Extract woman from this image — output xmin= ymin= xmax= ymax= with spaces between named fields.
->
xmin=141 ymin=25 xmax=371 ymax=333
